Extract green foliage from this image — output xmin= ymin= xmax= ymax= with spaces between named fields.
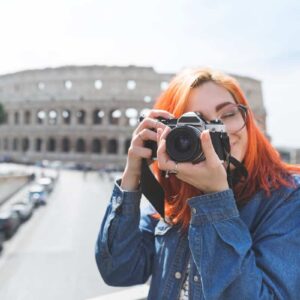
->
xmin=0 ymin=102 xmax=6 ymax=124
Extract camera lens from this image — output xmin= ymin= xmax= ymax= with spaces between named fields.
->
xmin=166 ymin=125 xmax=204 ymax=163
xmin=174 ymin=135 xmax=192 ymax=153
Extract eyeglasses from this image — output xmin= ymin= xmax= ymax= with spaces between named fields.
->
xmin=217 ymin=104 xmax=247 ymax=134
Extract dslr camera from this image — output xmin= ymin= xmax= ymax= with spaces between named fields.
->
xmin=141 ymin=112 xmax=230 ymax=164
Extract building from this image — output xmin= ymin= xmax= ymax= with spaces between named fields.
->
xmin=276 ymin=147 xmax=300 ymax=164
xmin=0 ymin=65 xmax=266 ymax=169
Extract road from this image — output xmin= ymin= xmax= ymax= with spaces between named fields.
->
xmin=0 ymin=167 xmax=140 ymax=300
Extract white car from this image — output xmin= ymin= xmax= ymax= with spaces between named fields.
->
xmin=29 ymin=184 xmax=47 ymax=206
xmin=36 ymin=177 xmax=54 ymax=193
xmin=11 ymin=199 xmax=34 ymax=222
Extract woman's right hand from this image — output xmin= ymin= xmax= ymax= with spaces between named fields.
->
xmin=121 ymin=109 xmax=174 ymax=191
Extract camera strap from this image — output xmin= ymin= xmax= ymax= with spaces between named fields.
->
xmin=140 ymin=159 xmax=165 ymax=218
xmin=221 ymin=134 xmax=248 ymax=187
xmin=227 ymin=155 xmax=248 ymax=187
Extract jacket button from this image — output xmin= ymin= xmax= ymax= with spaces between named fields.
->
xmin=192 ymin=208 xmax=197 ymax=214
xmin=116 ymin=196 xmax=122 ymax=203
xmin=193 ymin=275 xmax=199 ymax=282
xmin=175 ymin=272 xmax=182 ymax=279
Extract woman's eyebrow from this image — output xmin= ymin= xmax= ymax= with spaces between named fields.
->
xmin=192 ymin=101 xmax=234 ymax=118
xmin=215 ymin=101 xmax=234 ymax=112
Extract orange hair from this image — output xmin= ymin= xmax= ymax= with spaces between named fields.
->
xmin=151 ymin=68 xmax=300 ymax=229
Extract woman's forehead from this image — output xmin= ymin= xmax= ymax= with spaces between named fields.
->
xmin=186 ymin=83 xmax=236 ymax=113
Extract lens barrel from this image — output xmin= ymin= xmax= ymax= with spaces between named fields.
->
xmin=166 ymin=125 xmax=205 ymax=163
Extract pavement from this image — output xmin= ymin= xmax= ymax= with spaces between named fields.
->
xmin=0 ymin=164 xmax=150 ymax=300
xmin=86 ymin=284 xmax=149 ymax=300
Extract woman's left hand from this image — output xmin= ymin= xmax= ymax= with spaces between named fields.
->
xmin=156 ymin=127 xmax=229 ymax=194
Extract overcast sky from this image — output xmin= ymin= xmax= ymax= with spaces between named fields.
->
xmin=0 ymin=0 xmax=299 ymax=148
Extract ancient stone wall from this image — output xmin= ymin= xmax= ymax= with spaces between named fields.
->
xmin=0 ymin=65 xmax=266 ymax=169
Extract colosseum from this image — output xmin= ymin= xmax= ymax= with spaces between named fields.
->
xmin=0 ymin=65 xmax=266 ymax=170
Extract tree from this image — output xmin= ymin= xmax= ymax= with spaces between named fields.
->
xmin=0 ymin=102 xmax=6 ymax=124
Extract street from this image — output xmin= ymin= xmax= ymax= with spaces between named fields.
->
xmin=0 ymin=167 xmax=135 ymax=300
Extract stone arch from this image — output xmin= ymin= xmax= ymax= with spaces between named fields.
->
xmin=92 ymin=138 xmax=102 ymax=153
xmin=22 ymin=137 xmax=29 ymax=152
xmin=109 ymin=109 xmax=121 ymax=125
xmin=76 ymin=138 xmax=85 ymax=152
xmin=14 ymin=112 xmax=19 ymax=125
xmin=35 ymin=138 xmax=42 ymax=152
xmin=62 ymin=137 xmax=70 ymax=152
xmin=3 ymin=138 xmax=8 ymax=150
xmin=62 ymin=109 xmax=71 ymax=125
xmin=76 ymin=110 xmax=86 ymax=125
xmin=107 ymin=138 xmax=118 ymax=154
xmin=36 ymin=110 xmax=46 ymax=124
xmin=48 ymin=109 xmax=58 ymax=125
xmin=125 ymin=108 xmax=138 ymax=127
xmin=13 ymin=138 xmax=18 ymax=151
xmin=93 ymin=109 xmax=104 ymax=125
xmin=47 ymin=137 xmax=56 ymax=152
xmin=24 ymin=111 xmax=31 ymax=124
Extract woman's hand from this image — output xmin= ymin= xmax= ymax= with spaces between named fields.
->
xmin=156 ymin=127 xmax=229 ymax=194
xmin=121 ymin=109 xmax=174 ymax=191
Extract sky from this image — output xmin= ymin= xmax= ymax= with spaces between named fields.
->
xmin=0 ymin=0 xmax=299 ymax=148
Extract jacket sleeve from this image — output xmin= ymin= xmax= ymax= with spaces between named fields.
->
xmin=95 ymin=180 xmax=157 ymax=286
xmin=187 ymin=188 xmax=300 ymax=300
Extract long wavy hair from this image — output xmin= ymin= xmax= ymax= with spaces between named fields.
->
xmin=151 ymin=68 xmax=300 ymax=229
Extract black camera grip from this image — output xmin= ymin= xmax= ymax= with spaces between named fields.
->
xmin=210 ymin=132 xmax=228 ymax=161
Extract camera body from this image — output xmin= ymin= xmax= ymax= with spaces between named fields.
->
xmin=143 ymin=112 xmax=230 ymax=164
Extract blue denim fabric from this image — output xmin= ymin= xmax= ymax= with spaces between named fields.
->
xmin=95 ymin=176 xmax=300 ymax=299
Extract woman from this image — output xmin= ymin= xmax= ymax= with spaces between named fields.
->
xmin=95 ymin=68 xmax=300 ymax=299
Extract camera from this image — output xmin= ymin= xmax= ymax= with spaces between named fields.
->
xmin=141 ymin=112 xmax=230 ymax=164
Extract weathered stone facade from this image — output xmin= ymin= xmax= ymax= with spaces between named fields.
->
xmin=0 ymin=65 xmax=266 ymax=169
xmin=276 ymin=147 xmax=300 ymax=164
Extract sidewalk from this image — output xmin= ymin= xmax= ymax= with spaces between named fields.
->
xmin=86 ymin=284 xmax=149 ymax=300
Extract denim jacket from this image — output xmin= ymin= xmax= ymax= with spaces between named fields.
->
xmin=95 ymin=176 xmax=300 ymax=299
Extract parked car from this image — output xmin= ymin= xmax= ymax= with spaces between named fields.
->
xmin=49 ymin=160 xmax=62 ymax=170
xmin=63 ymin=161 xmax=77 ymax=170
xmin=0 ymin=231 xmax=5 ymax=253
xmin=28 ymin=184 xmax=47 ymax=206
xmin=11 ymin=198 xmax=34 ymax=222
xmin=36 ymin=177 xmax=54 ymax=193
xmin=0 ymin=210 xmax=20 ymax=239
xmin=0 ymin=155 xmax=12 ymax=162
xmin=47 ymin=171 xmax=59 ymax=184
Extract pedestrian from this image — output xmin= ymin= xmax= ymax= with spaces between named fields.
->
xmin=95 ymin=68 xmax=300 ymax=299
